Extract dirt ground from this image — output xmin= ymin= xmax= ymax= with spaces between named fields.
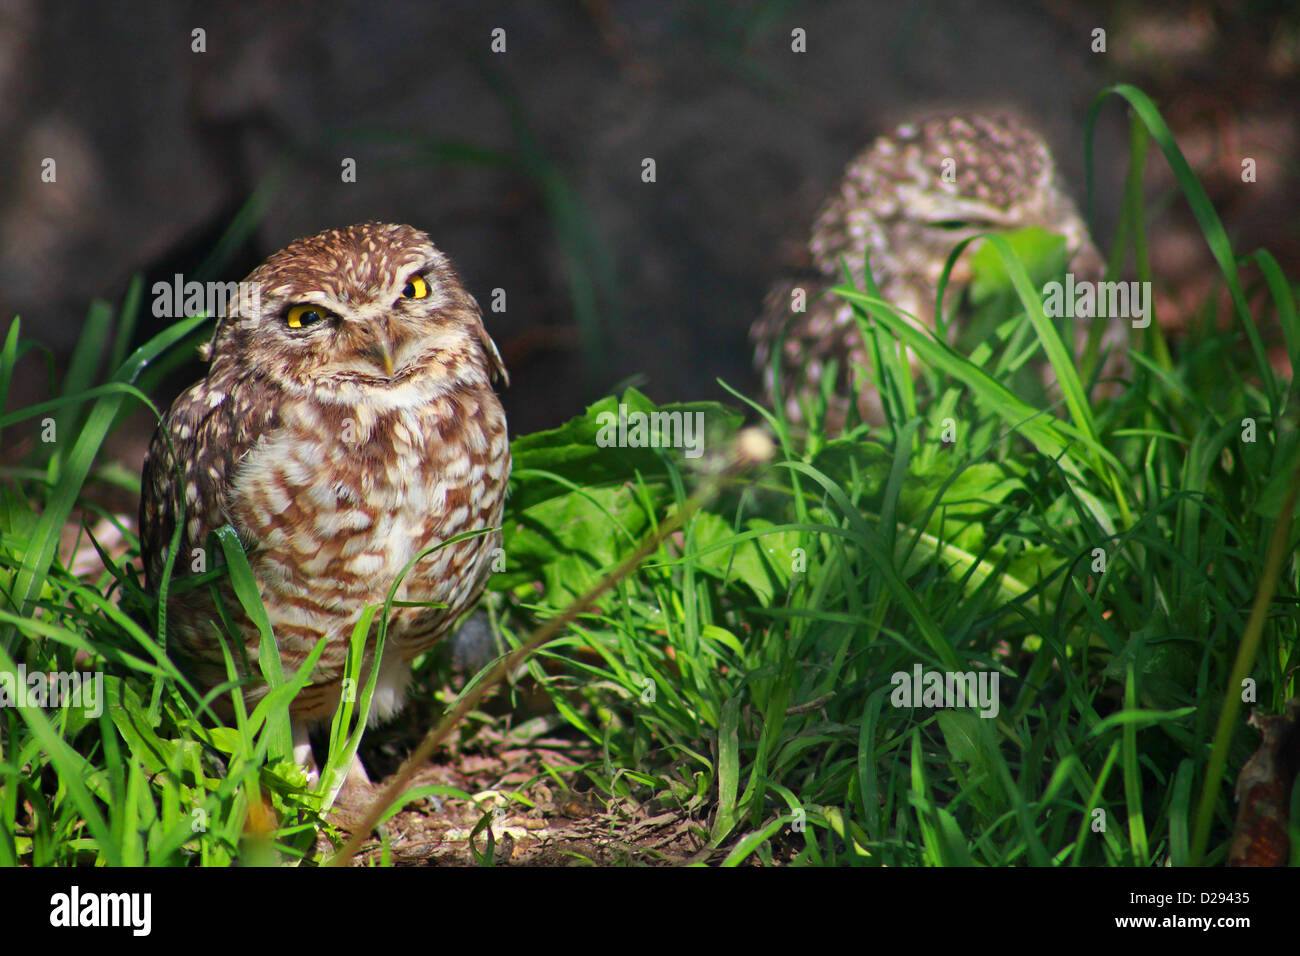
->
xmin=321 ymin=719 xmax=720 ymax=867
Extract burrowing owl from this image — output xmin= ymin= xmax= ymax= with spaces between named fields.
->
xmin=752 ymin=113 xmax=1110 ymax=426
xmin=140 ymin=222 xmax=510 ymax=782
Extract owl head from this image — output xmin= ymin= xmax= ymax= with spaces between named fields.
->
xmin=204 ymin=222 xmax=508 ymax=404
xmin=817 ymin=114 xmax=1102 ymax=292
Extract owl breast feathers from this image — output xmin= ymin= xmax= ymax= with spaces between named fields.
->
xmin=140 ymin=223 xmax=511 ymax=728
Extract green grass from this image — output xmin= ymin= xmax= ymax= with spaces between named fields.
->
xmin=1 ymin=84 xmax=1298 ymax=866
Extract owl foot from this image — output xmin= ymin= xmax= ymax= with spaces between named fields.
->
xmin=326 ymin=761 xmax=381 ymax=830
xmin=292 ymin=721 xmax=320 ymax=785
xmin=293 ymin=720 xmax=374 ymax=796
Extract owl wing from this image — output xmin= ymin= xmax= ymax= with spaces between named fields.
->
xmin=139 ymin=368 xmax=281 ymax=590
xmin=462 ymin=293 xmax=509 ymax=387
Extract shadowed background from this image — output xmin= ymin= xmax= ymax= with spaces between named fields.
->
xmin=1 ymin=0 xmax=1296 ymax=456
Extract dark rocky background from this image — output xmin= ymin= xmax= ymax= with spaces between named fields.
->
xmin=1 ymin=0 xmax=1296 ymax=457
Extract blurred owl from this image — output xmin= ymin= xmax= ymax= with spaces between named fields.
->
xmin=752 ymin=113 xmax=1117 ymax=426
xmin=140 ymin=222 xmax=510 ymax=785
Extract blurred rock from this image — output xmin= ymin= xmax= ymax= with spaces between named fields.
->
xmin=0 ymin=0 xmax=1293 ymax=446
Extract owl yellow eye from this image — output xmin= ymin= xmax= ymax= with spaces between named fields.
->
xmin=401 ymin=275 xmax=429 ymax=299
xmin=286 ymin=305 xmax=327 ymax=329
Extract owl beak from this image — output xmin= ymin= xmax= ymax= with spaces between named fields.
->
xmin=364 ymin=339 xmax=397 ymax=377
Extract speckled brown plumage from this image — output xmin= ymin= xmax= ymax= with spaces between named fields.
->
xmin=753 ymin=113 xmax=1112 ymax=426
xmin=140 ymin=223 xmax=510 ymax=777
